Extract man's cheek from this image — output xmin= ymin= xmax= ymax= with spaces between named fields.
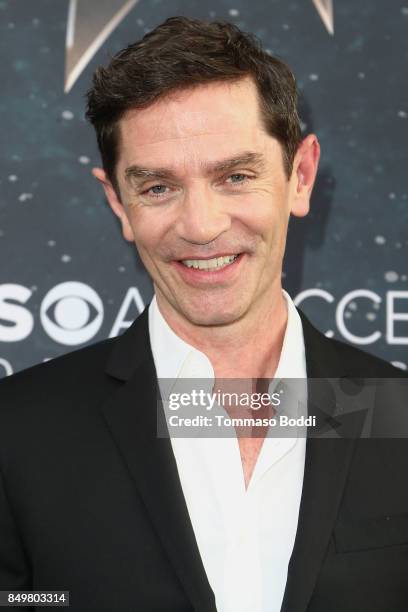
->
xmin=135 ymin=242 xmax=163 ymax=269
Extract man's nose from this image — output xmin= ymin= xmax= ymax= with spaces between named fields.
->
xmin=175 ymin=185 xmax=231 ymax=244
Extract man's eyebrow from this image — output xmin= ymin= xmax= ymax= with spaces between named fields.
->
xmin=124 ymin=151 xmax=266 ymax=183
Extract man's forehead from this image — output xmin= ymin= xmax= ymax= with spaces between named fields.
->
xmin=118 ymin=77 xmax=262 ymax=145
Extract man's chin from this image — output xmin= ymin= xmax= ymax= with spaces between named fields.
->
xmin=177 ymin=303 xmax=246 ymax=327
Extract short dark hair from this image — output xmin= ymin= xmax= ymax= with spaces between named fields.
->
xmin=85 ymin=16 xmax=302 ymax=196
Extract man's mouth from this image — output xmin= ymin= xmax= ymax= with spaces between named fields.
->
xmin=179 ymin=254 xmax=239 ymax=271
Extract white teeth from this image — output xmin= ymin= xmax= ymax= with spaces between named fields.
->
xmin=181 ymin=254 xmax=238 ymax=270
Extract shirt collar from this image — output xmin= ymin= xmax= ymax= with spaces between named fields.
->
xmin=148 ymin=289 xmax=306 ymax=383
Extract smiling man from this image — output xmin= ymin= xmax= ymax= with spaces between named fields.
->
xmin=92 ymin=75 xmax=318 ymax=378
xmin=1 ymin=15 xmax=408 ymax=612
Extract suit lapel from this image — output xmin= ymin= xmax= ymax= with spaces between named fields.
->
xmin=281 ymin=309 xmax=365 ymax=612
xmin=100 ymin=307 xmax=216 ymax=612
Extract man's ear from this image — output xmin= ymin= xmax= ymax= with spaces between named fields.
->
xmin=92 ymin=167 xmax=134 ymax=242
xmin=289 ymin=134 xmax=320 ymax=218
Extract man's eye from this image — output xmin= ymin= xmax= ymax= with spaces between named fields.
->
xmin=226 ymin=173 xmax=251 ymax=185
xmin=144 ymin=184 xmax=169 ymax=198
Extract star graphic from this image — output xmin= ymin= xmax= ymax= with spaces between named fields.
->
xmin=312 ymin=0 xmax=334 ymax=35
xmin=65 ymin=0 xmax=140 ymax=93
xmin=65 ymin=0 xmax=334 ymax=93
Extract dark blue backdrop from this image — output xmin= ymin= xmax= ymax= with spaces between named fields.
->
xmin=1 ymin=0 xmax=407 ymax=377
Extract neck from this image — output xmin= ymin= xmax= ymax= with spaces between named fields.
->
xmin=155 ymin=281 xmax=288 ymax=380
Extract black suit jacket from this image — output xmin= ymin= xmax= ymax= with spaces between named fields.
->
xmin=0 ymin=305 xmax=408 ymax=612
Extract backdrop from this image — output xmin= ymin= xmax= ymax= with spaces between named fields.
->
xmin=1 ymin=0 xmax=407 ymax=378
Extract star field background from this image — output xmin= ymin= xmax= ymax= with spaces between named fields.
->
xmin=0 ymin=0 xmax=407 ymax=375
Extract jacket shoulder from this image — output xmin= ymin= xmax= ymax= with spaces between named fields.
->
xmin=297 ymin=307 xmax=408 ymax=378
xmin=0 ymin=336 xmax=119 ymax=419
xmin=326 ymin=335 xmax=407 ymax=378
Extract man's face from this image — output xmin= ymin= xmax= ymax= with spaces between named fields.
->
xmin=99 ymin=76 xmax=318 ymax=326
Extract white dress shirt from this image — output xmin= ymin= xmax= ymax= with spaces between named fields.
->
xmin=148 ymin=290 xmax=307 ymax=612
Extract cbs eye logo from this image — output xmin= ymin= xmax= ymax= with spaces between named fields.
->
xmin=40 ymin=282 xmax=104 ymax=345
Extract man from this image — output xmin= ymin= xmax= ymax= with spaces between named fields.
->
xmin=1 ymin=15 xmax=407 ymax=612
